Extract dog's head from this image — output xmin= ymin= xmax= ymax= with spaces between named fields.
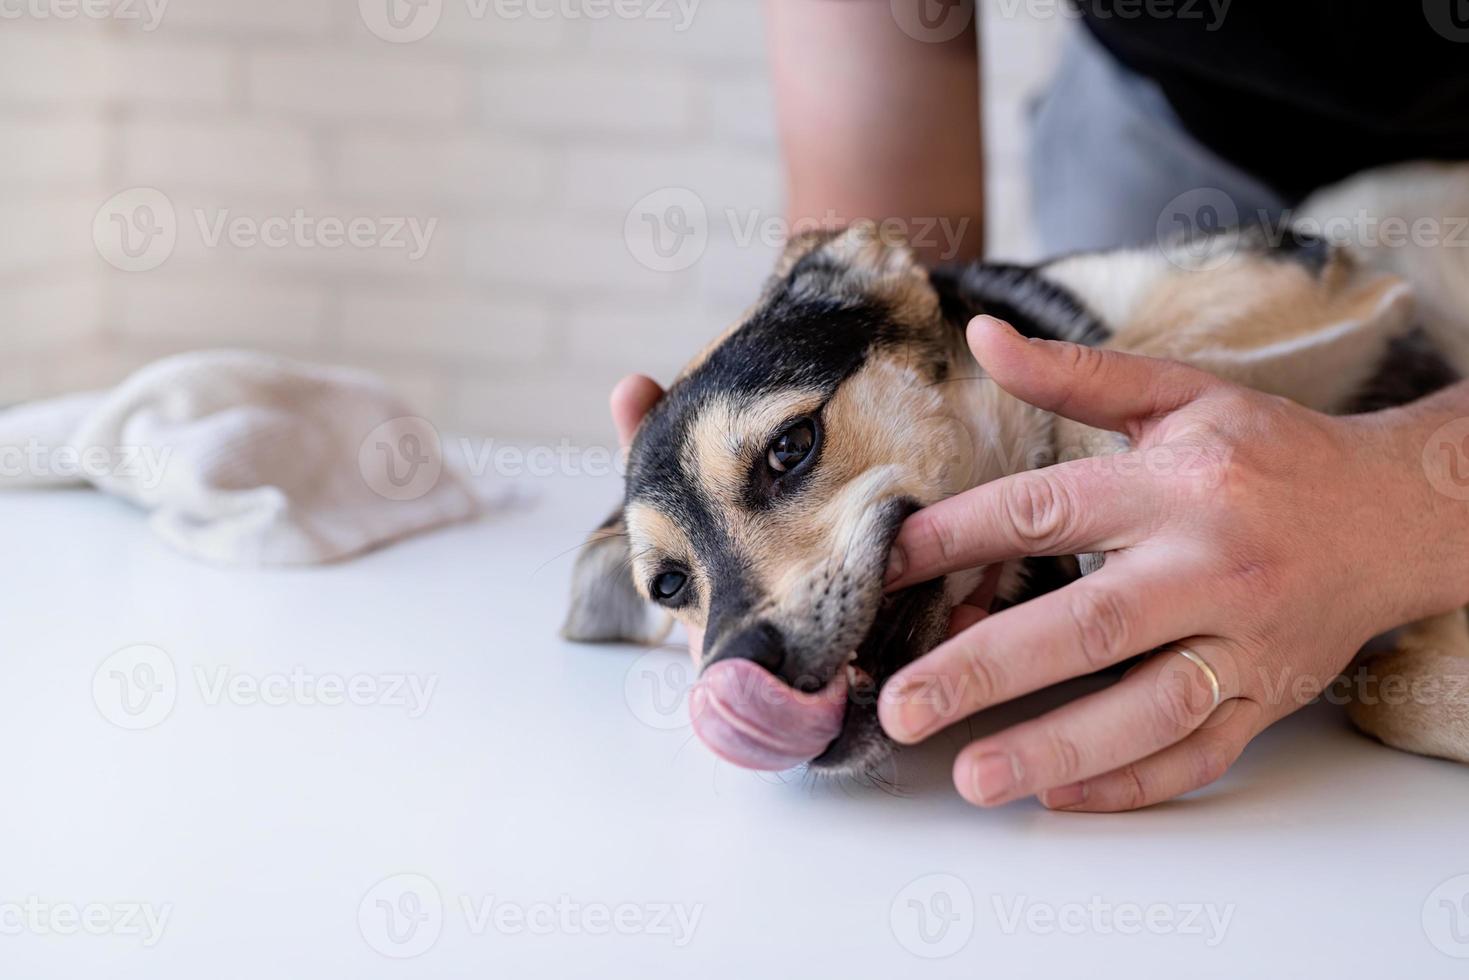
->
xmin=563 ymin=214 xmax=1434 ymax=777
xmin=563 ymin=225 xmax=1051 ymax=774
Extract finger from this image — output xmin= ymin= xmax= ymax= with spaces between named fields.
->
xmin=949 ymin=638 xmax=1243 ymax=807
xmin=610 ymin=374 xmax=665 ymax=448
xmin=969 ymin=315 xmax=1220 ymax=435
xmin=880 ymin=558 xmax=1208 ymax=744
xmin=1038 ymin=696 xmax=1266 ymax=812
xmin=886 ymin=454 xmax=1164 ymax=590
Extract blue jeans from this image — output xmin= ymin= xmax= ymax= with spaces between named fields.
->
xmin=1027 ymin=27 xmax=1288 ymax=255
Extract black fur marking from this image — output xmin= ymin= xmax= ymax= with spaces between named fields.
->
xmin=627 ymin=247 xmax=913 ymax=509
xmin=1224 ymin=223 xmax=1332 ymax=275
xmin=786 ymin=246 xmax=856 ymax=284
xmin=1347 ymin=328 xmax=1461 ymax=414
xmin=628 ymin=295 xmax=893 ymax=512
xmin=700 ymin=544 xmax=757 ymax=657
xmin=928 ymin=262 xmax=1111 ymax=347
xmin=990 ymin=556 xmax=1076 ymax=612
xmin=626 ymin=280 xmax=906 ymax=657
xmin=1256 ymin=226 xmax=1331 ymax=276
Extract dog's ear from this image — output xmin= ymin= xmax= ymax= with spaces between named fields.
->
xmin=770 ymin=222 xmax=936 ymax=313
xmin=1184 ymin=270 xmax=1417 ymax=412
xmin=770 ymin=226 xmax=840 ymax=279
xmin=561 ymin=507 xmax=670 ymax=645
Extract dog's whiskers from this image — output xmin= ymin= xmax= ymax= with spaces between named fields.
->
xmin=532 ymin=531 xmax=630 ymax=579
xmin=917 ymin=371 xmax=994 ymax=391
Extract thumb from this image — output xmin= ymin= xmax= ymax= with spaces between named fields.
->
xmin=968 ymin=315 xmax=1218 ymax=434
xmin=610 ymin=374 xmax=665 ymax=448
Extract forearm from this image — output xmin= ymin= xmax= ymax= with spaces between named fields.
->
xmin=763 ymin=0 xmax=985 ymax=263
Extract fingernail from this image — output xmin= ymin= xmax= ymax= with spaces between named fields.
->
xmin=969 ymin=753 xmax=1022 ymax=804
xmin=970 ymin=314 xmax=1014 ymax=336
xmin=883 ymin=545 xmax=906 ymax=586
xmin=880 ymin=676 xmax=938 ymax=743
xmin=1041 ymin=782 xmax=1087 ymax=809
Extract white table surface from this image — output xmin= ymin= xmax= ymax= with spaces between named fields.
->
xmin=4 ymin=466 xmax=1469 ymax=979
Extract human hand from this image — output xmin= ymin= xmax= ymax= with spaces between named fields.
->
xmin=878 ymin=315 xmax=1467 ymax=811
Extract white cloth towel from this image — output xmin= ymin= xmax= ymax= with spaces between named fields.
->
xmin=0 ymin=350 xmax=479 ymax=566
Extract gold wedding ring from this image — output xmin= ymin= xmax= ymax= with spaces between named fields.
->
xmin=1174 ymin=646 xmax=1222 ymax=711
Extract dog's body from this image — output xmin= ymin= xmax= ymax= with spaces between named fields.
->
xmin=566 ymin=161 xmax=1469 ymax=778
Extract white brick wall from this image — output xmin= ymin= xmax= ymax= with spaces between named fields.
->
xmin=248 ymin=50 xmax=473 ymax=123
xmin=160 ymin=0 xmax=335 ymax=36
xmin=0 ymin=30 xmax=112 ymax=104
xmin=121 ymin=119 xmax=319 ymax=192
xmin=0 ymin=118 xmax=109 ymax=183
xmin=116 ymin=278 xmax=330 ymax=348
xmin=481 ymin=64 xmax=697 ymax=135
xmin=106 ymin=38 xmax=235 ymax=105
xmin=333 ymin=133 xmax=549 ymax=204
xmin=0 ymin=0 xmax=1063 ymax=445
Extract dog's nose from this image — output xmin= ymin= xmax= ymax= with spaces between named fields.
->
xmin=706 ymin=621 xmax=789 ymax=683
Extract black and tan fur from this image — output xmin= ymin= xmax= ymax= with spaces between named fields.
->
xmin=564 ymin=161 xmax=1469 ymax=776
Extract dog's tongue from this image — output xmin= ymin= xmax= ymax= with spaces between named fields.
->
xmin=689 ymin=658 xmax=849 ymax=771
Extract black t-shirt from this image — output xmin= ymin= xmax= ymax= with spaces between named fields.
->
xmin=1075 ymin=1 xmax=1469 ymax=201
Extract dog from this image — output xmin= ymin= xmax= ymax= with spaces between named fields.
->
xmin=563 ymin=161 xmax=1469 ymax=779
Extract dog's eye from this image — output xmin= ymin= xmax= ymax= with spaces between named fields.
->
xmin=651 ymin=570 xmax=687 ymax=601
xmin=766 ymin=419 xmax=816 ymax=474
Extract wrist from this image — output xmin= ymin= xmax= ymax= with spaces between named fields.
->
xmin=1354 ymin=387 xmax=1469 ymax=623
